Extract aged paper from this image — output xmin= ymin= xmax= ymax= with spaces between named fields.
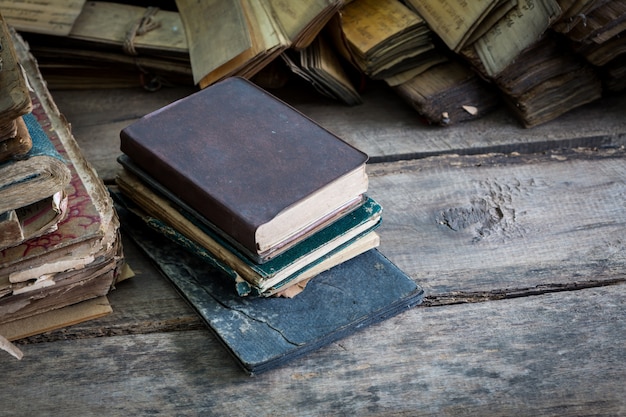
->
xmin=474 ymin=0 xmax=562 ymax=76
xmin=0 ymin=0 xmax=86 ymax=36
xmin=405 ymin=0 xmax=501 ymax=51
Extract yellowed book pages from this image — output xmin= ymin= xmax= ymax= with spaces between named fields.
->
xmin=0 ymin=296 xmax=111 ymax=341
xmin=0 ymin=0 xmax=85 ymax=36
xmin=176 ymin=0 xmax=251 ymax=85
xmin=70 ymin=1 xmax=187 ymax=55
xmin=473 ymin=0 xmax=562 ymax=77
xmin=404 ymin=0 xmax=502 ymax=51
xmin=464 ymin=0 xmax=518 ymax=46
xmin=178 ymin=0 xmax=289 ymax=87
xmin=341 ymin=0 xmax=426 ymax=57
xmin=267 ymin=0 xmax=341 ymax=49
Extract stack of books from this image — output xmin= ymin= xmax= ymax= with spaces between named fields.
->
xmin=115 ymin=76 xmax=382 ymax=297
xmin=113 ymin=75 xmax=424 ymax=374
xmin=0 ymin=18 xmax=125 ymax=358
xmin=555 ymin=0 xmax=626 ymax=93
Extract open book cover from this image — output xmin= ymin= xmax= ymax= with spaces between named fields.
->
xmin=115 ymin=198 xmax=424 ymax=375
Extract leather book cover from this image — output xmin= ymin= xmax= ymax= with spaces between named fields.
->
xmin=115 ymin=201 xmax=424 ymax=375
xmin=120 ymin=76 xmax=368 ymax=260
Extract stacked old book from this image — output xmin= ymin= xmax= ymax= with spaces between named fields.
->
xmin=113 ymin=75 xmax=423 ymax=373
xmin=0 ymin=18 xmax=125 ymax=358
xmin=555 ymin=0 xmax=626 ymax=93
xmin=115 ymin=76 xmax=382 ymax=298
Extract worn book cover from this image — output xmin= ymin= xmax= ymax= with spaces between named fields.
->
xmin=120 ymin=76 xmax=369 ymax=263
xmin=0 ymin=113 xmax=72 ymax=214
xmin=0 ymin=190 xmax=68 ymax=251
xmin=0 ymin=31 xmax=124 ymax=328
xmin=114 ymin=167 xmax=382 ymax=296
xmin=0 ymin=116 xmax=32 ymax=162
xmin=175 ymin=0 xmax=342 ymax=87
xmin=116 ymin=200 xmax=424 ymax=375
xmin=392 ymin=60 xmax=500 ymax=126
xmin=0 ymin=13 xmax=32 ymax=126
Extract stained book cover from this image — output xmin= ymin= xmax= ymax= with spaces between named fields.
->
xmin=1 ymin=30 xmax=123 ymax=327
xmin=115 ymin=200 xmax=424 ymax=375
xmin=120 ymin=76 xmax=368 ymax=263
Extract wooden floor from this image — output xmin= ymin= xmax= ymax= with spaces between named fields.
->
xmin=2 ymin=80 xmax=625 ymax=416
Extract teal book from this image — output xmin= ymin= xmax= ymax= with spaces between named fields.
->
xmin=112 ymin=176 xmax=382 ymax=296
xmin=0 ymin=113 xmax=71 ymax=213
xmin=113 ymin=195 xmax=424 ymax=374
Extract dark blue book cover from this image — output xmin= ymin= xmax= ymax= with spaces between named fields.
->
xmin=114 ymin=197 xmax=424 ymax=375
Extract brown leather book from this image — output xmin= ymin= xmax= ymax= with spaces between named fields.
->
xmin=120 ymin=77 xmax=369 ymax=263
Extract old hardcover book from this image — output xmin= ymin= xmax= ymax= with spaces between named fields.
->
xmin=0 ymin=113 xmax=72 ymax=214
xmin=0 ymin=31 xmax=124 ymax=327
xmin=120 ymin=76 xmax=369 ymax=264
xmin=115 ymin=167 xmax=381 ymax=296
xmin=175 ymin=0 xmax=342 ymax=88
xmin=117 ymin=202 xmax=424 ymax=375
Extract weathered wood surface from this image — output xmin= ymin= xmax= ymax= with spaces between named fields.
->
xmin=51 ymin=82 xmax=626 ymax=181
xmin=2 ymin=84 xmax=625 ymax=416
xmin=4 ymin=282 xmax=625 ymax=416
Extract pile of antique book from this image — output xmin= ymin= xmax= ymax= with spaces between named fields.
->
xmin=112 ymin=76 xmax=424 ymax=374
xmin=115 ymin=76 xmax=381 ymax=298
xmin=0 ymin=16 xmax=125 ymax=358
xmin=2 ymin=0 xmax=624 ymax=128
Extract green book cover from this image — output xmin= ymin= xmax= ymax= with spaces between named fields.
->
xmin=112 ymin=165 xmax=382 ymax=296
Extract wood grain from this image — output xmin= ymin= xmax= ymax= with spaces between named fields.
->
xmin=51 ymin=82 xmax=626 ymax=182
xmin=2 ymin=284 xmax=624 ymax=416
xmin=366 ymin=148 xmax=626 ymax=300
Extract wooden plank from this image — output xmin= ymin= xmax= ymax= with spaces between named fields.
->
xmin=51 ymin=82 xmax=626 ymax=182
xmin=275 ymin=80 xmax=626 ymax=162
xmin=23 ymin=148 xmax=626 ymax=344
xmin=52 ymin=87 xmax=196 ymax=181
xmin=4 ymin=284 xmax=625 ymax=416
xmin=366 ymin=148 xmax=626 ymax=301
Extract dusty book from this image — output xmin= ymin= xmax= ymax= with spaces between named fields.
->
xmin=0 ymin=30 xmax=124 ymax=330
xmin=116 ymin=199 xmax=424 ymax=375
xmin=336 ymin=0 xmax=438 ymax=80
xmin=175 ymin=0 xmax=342 ymax=87
xmin=392 ymin=59 xmax=500 ymax=126
xmin=0 ymin=113 xmax=72 ymax=214
xmin=120 ymin=76 xmax=369 ymax=264
xmin=0 ymin=13 xmax=32 ymax=127
xmin=0 ymin=190 xmax=68 ymax=251
xmin=114 ymin=167 xmax=381 ymax=297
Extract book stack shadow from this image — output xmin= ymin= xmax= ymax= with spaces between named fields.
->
xmin=0 ymin=19 xmax=125 ymax=358
xmin=113 ymin=76 xmax=423 ymax=374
